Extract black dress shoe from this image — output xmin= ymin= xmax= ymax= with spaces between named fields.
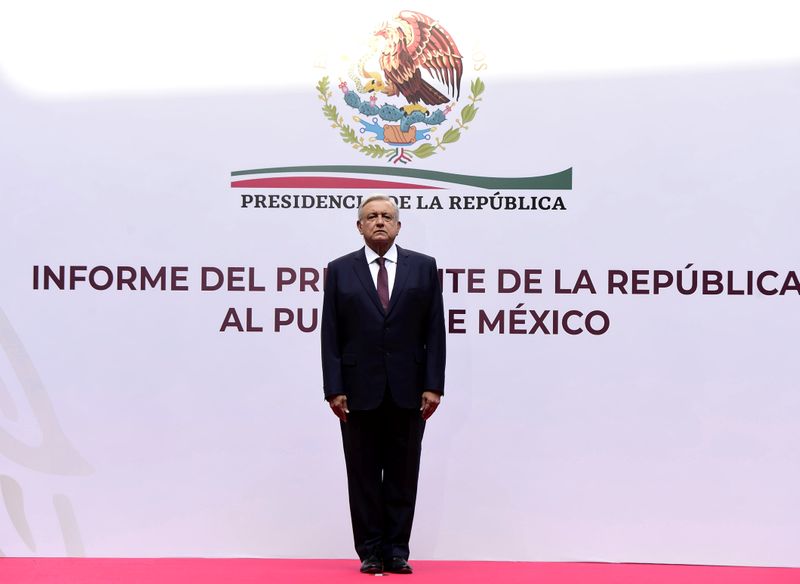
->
xmin=385 ymin=557 xmax=413 ymax=574
xmin=360 ymin=555 xmax=383 ymax=574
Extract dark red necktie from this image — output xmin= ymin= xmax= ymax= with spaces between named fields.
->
xmin=377 ymin=257 xmax=389 ymax=312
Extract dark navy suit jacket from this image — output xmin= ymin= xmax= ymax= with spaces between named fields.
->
xmin=321 ymin=245 xmax=446 ymax=410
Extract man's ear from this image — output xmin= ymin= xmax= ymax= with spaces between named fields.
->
xmin=356 ymin=220 xmax=363 ymax=234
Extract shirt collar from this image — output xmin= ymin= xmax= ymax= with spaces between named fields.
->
xmin=364 ymin=243 xmax=398 ymax=264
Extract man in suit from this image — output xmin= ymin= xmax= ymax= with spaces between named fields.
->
xmin=321 ymin=194 xmax=446 ymax=574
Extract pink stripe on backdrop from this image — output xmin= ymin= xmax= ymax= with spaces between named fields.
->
xmin=230 ymin=176 xmax=442 ymax=189
xmin=1 ymin=559 xmax=799 ymax=584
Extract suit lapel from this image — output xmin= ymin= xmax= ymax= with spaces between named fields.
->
xmin=351 ymin=248 xmax=385 ymax=315
xmin=387 ymin=246 xmax=410 ymax=317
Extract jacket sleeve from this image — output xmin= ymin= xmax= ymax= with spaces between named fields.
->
xmin=320 ymin=262 xmax=344 ymax=399
xmin=424 ymin=258 xmax=446 ymax=393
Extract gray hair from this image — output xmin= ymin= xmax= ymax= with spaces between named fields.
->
xmin=358 ymin=194 xmax=400 ymax=221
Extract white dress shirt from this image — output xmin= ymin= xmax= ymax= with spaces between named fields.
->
xmin=364 ymin=243 xmax=398 ymax=298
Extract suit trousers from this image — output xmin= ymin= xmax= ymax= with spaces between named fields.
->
xmin=340 ymin=391 xmax=426 ymax=560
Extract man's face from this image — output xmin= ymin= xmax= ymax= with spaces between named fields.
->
xmin=357 ymin=200 xmax=401 ymax=252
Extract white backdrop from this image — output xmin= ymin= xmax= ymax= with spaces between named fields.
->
xmin=1 ymin=1 xmax=799 ymax=567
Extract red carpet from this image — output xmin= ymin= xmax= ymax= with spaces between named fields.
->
xmin=1 ymin=558 xmax=798 ymax=584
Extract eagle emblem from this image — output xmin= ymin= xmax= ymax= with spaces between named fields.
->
xmin=317 ymin=10 xmax=485 ymax=164
xmin=371 ymin=11 xmax=463 ymax=105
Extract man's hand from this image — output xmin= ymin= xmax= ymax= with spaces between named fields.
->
xmin=420 ymin=391 xmax=442 ymax=420
xmin=328 ymin=394 xmax=349 ymax=422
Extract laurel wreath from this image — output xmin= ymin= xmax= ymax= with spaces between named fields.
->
xmin=316 ymin=76 xmax=485 ymax=162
